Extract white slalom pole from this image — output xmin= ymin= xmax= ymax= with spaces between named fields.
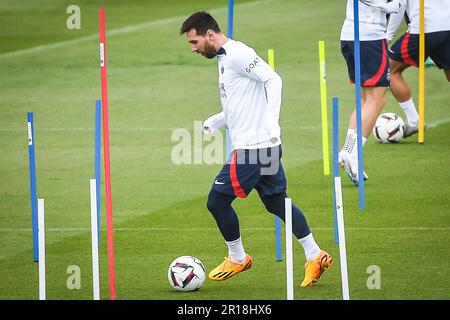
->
xmin=90 ymin=179 xmax=101 ymax=300
xmin=334 ymin=177 xmax=350 ymax=300
xmin=285 ymin=198 xmax=294 ymax=300
xmin=38 ymin=198 xmax=46 ymax=300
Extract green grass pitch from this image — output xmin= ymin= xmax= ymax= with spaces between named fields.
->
xmin=1 ymin=0 xmax=449 ymax=300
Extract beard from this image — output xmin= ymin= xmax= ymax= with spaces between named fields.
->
xmin=200 ymin=42 xmax=217 ymax=59
xmin=201 ymin=51 xmax=216 ymax=59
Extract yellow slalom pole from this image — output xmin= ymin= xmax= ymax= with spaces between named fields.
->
xmin=268 ymin=48 xmax=275 ymax=70
xmin=319 ymin=40 xmax=330 ymax=175
xmin=418 ymin=0 xmax=425 ymax=144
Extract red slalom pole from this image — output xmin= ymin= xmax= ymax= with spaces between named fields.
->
xmin=99 ymin=7 xmax=117 ymax=300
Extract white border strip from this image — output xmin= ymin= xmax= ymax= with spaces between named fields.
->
xmin=89 ymin=179 xmax=100 ymax=300
xmin=38 ymin=199 xmax=46 ymax=300
xmin=284 ymin=198 xmax=294 ymax=300
xmin=334 ymin=176 xmax=350 ymax=300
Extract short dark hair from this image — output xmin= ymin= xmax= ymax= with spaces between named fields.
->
xmin=180 ymin=11 xmax=221 ymax=35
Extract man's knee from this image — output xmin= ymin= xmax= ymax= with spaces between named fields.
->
xmin=207 ymin=189 xmax=233 ymax=213
xmin=261 ymin=192 xmax=286 ymax=214
xmin=207 ymin=190 xmax=219 ymax=213
xmin=363 ymin=87 xmax=386 ymax=109
xmin=379 ymin=94 xmax=386 ymax=109
xmin=390 ymin=58 xmax=409 ymax=75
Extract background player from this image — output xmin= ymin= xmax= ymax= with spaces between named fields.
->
xmin=386 ymin=0 xmax=450 ymax=137
xmin=339 ymin=0 xmax=405 ymax=184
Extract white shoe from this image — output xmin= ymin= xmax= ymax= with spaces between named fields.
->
xmin=340 ymin=152 xmax=368 ymax=186
xmin=338 ymin=150 xmax=369 ymax=185
xmin=338 ymin=151 xmax=344 ymax=168
xmin=403 ymin=122 xmax=419 ymax=138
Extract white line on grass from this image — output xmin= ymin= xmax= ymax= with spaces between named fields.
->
xmin=1 ymin=226 xmax=449 ymax=232
xmin=0 ymin=126 xmax=321 ymax=132
xmin=426 ymin=116 xmax=450 ymax=129
xmin=2 ymin=117 xmax=450 ymax=133
xmin=0 ymin=0 xmax=273 ymax=60
xmin=0 ymin=127 xmax=177 ymax=132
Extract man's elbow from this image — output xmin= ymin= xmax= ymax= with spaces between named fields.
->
xmin=273 ymin=73 xmax=282 ymax=87
xmin=264 ymin=73 xmax=282 ymax=89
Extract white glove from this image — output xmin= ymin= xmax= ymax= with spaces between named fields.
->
xmin=202 ymin=112 xmax=226 ymax=135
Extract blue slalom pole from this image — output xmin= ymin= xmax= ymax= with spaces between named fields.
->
xmin=95 ymin=100 xmax=102 ymax=244
xmin=227 ymin=0 xmax=234 ymax=39
xmin=27 ymin=112 xmax=39 ymax=262
xmin=275 ymin=216 xmax=282 ymax=261
xmin=332 ymin=97 xmax=340 ymax=244
xmin=353 ymin=0 xmax=365 ymax=211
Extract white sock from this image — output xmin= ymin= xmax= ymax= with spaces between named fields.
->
xmin=348 ymin=133 xmax=366 ymax=158
xmin=399 ymin=98 xmax=418 ymax=126
xmin=226 ymin=237 xmax=246 ymax=263
xmin=362 ymin=136 xmax=367 ymax=146
xmin=298 ymin=233 xmax=321 ymax=261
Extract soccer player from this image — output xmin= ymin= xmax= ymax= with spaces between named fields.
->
xmin=179 ymin=12 xmax=332 ymax=287
xmin=339 ymin=0 xmax=405 ymax=185
xmin=386 ymin=0 xmax=450 ymax=137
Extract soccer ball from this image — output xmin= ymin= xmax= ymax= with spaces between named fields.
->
xmin=373 ymin=113 xmax=404 ymax=143
xmin=168 ymin=256 xmax=206 ymax=292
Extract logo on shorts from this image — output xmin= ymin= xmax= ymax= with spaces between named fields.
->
xmin=214 ymin=180 xmax=225 ymax=185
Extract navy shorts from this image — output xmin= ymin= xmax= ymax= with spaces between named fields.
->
xmin=341 ymin=39 xmax=390 ymax=87
xmin=211 ymin=145 xmax=287 ymax=199
xmin=389 ymin=31 xmax=450 ymax=69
